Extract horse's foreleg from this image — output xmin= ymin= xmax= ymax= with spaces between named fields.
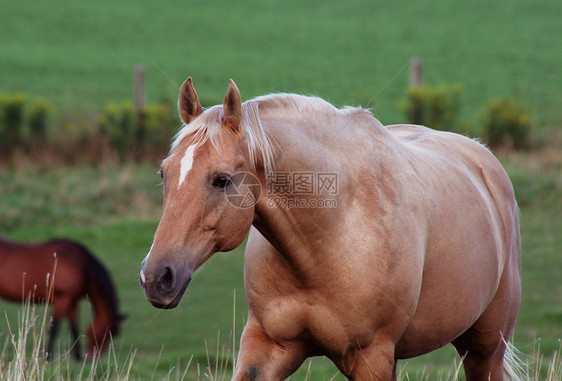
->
xmin=233 ymin=319 xmax=307 ymax=381
xmin=69 ymin=302 xmax=81 ymax=361
xmin=48 ymin=295 xmax=73 ymax=361
xmin=337 ymin=338 xmax=397 ymax=381
xmin=46 ymin=318 xmax=59 ymax=361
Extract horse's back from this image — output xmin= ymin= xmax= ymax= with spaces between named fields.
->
xmin=386 ymin=123 xmax=519 ymax=243
xmin=0 ymin=239 xmax=89 ymax=301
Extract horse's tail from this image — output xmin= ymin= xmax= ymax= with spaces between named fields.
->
xmin=83 ymin=245 xmax=122 ymax=356
xmin=503 ymin=340 xmax=528 ymax=381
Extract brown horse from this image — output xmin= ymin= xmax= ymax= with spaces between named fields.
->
xmin=0 ymin=238 xmax=123 ymax=360
xmin=140 ymin=78 xmax=521 ymax=380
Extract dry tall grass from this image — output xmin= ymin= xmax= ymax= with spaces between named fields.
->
xmin=1 ymin=299 xmax=560 ymax=380
xmin=0 ymin=298 xmax=139 ymax=380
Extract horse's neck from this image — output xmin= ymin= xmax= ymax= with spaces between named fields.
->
xmin=92 ymin=306 xmax=113 ymax=326
xmin=251 ymin=110 xmax=392 ymax=278
xmin=85 ymin=259 xmax=118 ymax=332
xmin=89 ymin=293 xmax=116 ymax=336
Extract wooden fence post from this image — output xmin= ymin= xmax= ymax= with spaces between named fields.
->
xmin=134 ymin=65 xmax=145 ymax=113
xmin=134 ymin=65 xmax=146 ymax=160
xmin=410 ymin=58 xmax=423 ymax=88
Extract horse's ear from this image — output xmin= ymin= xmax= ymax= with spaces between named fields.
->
xmin=222 ymin=79 xmax=242 ymax=132
xmin=178 ymin=77 xmax=203 ymax=124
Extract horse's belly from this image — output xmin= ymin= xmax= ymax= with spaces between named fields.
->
xmin=395 ymin=315 xmax=471 ymax=358
xmin=395 ymin=251 xmax=501 ymax=358
xmin=0 ymin=272 xmax=49 ymax=302
xmin=393 ymin=168 xmax=508 ymax=358
xmin=395 ymin=283 xmax=494 ymax=359
xmin=0 ymin=256 xmax=81 ymax=302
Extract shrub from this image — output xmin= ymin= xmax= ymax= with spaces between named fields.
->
xmin=96 ymin=101 xmax=179 ymax=161
xmin=0 ymin=93 xmax=27 ymax=155
xmin=483 ymin=97 xmax=532 ymax=150
xmin=28 ymin=98 xmax=52 ymax=142
xmin=141 ymin=103 xmax=178 ymax=154
xmin=0 ymin=93 xmax=4 ymax=148
xmin=399 ymin=84 xmax=464 ymax=133
xmin=98 ymin=102 xmax=136 ymax=161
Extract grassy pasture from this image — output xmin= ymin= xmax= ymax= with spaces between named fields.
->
xmin=1 ymin=0 xmax=561 ymax=379
xmin=0 ymin=153 xmax=560 ymax=379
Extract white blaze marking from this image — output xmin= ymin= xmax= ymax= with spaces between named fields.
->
xmin=178 ymin=145 xmax=196 ymax=189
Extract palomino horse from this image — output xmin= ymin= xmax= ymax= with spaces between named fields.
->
xmin=0 ymin=238 xmax=123 ymax=360
xmin=140 ymin=78 xmax=521 ymax=380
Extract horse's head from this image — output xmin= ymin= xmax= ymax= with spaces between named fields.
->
xmin=140 ymin=78 xmax=258 ymax=309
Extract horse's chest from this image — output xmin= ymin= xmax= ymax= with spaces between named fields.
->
xmin=252 ymin=289 xmax=370 ymax=354
xmin=250 ymin=290 xmax=307 ymax=341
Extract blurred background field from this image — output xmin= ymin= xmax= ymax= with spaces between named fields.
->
xmin=1 ymin=0 xmax=561 ymax=127
xmin=0 ymin=0 xmax=560 ymax=379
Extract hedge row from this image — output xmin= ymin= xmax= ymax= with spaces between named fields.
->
xmin=0 ymin=86 xmax=533 ymax=163
xmin=0 ymin=93 xmax=179 ymax=163
xmin=0 ymin=94 xmax=51 ymax=158
xmin=399 ymin=84 xmax=532 ymax=150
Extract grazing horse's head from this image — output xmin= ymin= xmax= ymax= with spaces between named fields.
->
xmin=140 ymin=78 xmax=259 ymax=309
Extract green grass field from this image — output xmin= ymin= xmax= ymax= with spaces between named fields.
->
xmin=1 ymin=0 xmax=561 ymax=128
xmin=1 ymin=0 xmax=561 ymax=379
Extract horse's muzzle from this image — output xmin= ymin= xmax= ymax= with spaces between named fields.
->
xmin=140 ymin=263 xmax=191 ymax=309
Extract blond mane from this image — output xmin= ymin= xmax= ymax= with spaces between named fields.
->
xmin=171 ymin=93 xmax=365 ymax=175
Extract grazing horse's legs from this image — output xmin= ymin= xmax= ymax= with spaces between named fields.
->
xmin=47 ymin=295 xmax=74 ymax=361
xmin=46 ymin=319 xmax=59 ymax=361
xmin=68 ymin=301 xmax=82 ymax=361
xmin=232 ymin=318 xmax=307 ymax=381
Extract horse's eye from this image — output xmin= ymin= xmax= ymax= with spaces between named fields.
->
xmin=158 ymin=169 xmax=164 ymax=179
xmin=212 ymin=174 xmax=231 ymax=189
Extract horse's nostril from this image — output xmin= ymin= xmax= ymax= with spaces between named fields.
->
xmin=158 ymin=266 xmax=175 ymax=293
